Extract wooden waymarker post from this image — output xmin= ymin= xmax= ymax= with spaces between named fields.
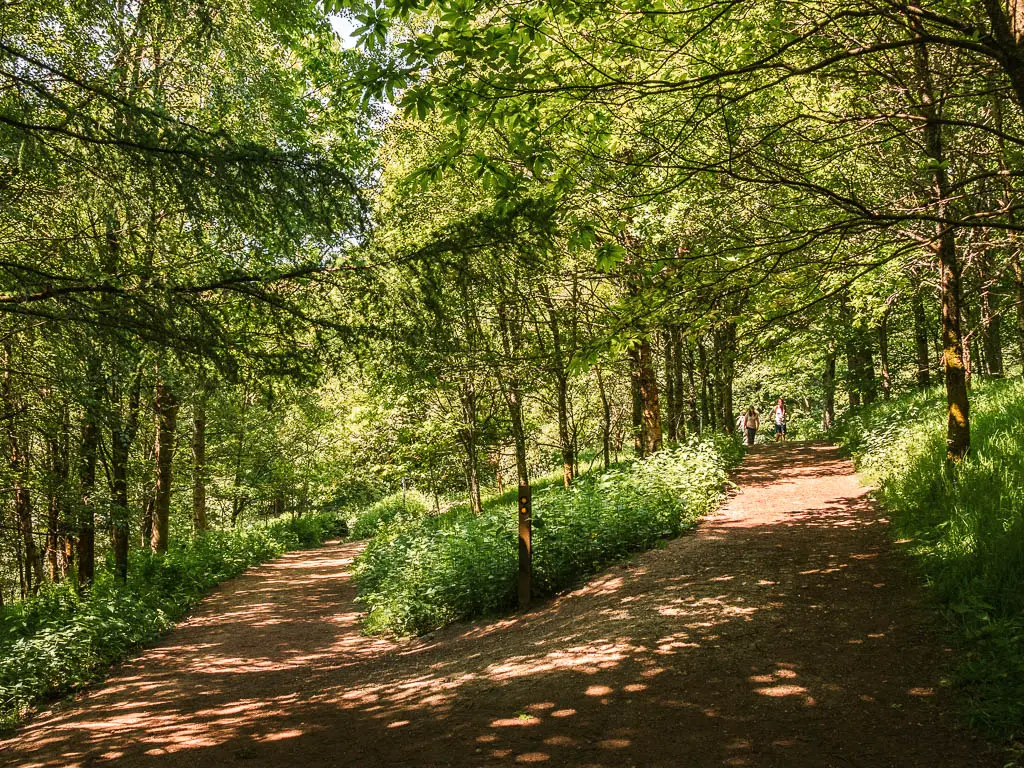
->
xmin=518 ymin=484 xmax=532 ymax=609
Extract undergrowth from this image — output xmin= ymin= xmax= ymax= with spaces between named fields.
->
xmin=347 ymin=489 xmax=432 ymax=538
xmin=0 ymin=512 xmax=346 ymax=730
xmin=831 ymin=380 xmax=1024 ymax=739
xmin=354 ymin=435 xmax=742 ymax=636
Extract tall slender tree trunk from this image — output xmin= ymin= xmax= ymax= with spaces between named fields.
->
xmin=822 ymin=350 xmax=836 ymax=430
xmin=230 ymin=382 xmax=250 ymax=525
xmin=844 ymin=335 xmax=861 ymax=408
xmin=1012 ymin=262 xmax=1024 ymax=377
xmin=77 ymin=402 xmax=98 ymax=591
xmin=715 ymin=322 xmax=737 ymax=433
xmin=75 ymin=356 xmax=101 ymax=591
xmin=13 ymin=509 xmax=24 ymax=598
xmin=629 ymin=349 xmax=644 ymax=457
xmin=980 ymin=253 xmax=1004 ymax=377
xmin=110 ymin=368 xmax=141 ymax=582
xmin=110 ymin=427 xmax=131 ymax=581
xmin=913 ymin=287 xmax=933 ymax=388
xmin=3 ymin=347 xmax=41 ymax=595
xmin=697 ymin=338 xmax=711 ymax=430
xmin=595 ymin=366 xmax=612 ymax=470
xmin=684 ymin=339 xmax=699 ymax=434
xmin=914 ymin=25 xmax=970 ymax=461
xmin=46 ymin=422 xmax=69 ymax=582
xmin=547 ymin=314 xmax=575 ymax=485
xmin=878 ymin=309 xmax=892 ymax=400
xmin=496 ymin=301 xmax=530 ymax=609
xmin=554 ymin=373 xmax=573 ymax=484
xmin=671 ymin=327 xmax=685 ymax=439
xmin=539 ymin=288 xmax=575 ymax=485
xmin=663 ymin=329 xmax=677 ymax=443
xmin=192 ymin=379 xmax=209 ymax=533
xmin=13 ymin=461 xmax=39 ymax=596
xmin=459 ymin=383 xmax=483 ymax=515
xmin=109 ymin=467 xmax=130 ymax=583
xmin=152 ymin=376 xmax=178 ymax=554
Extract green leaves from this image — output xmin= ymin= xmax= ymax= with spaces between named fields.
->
xmin=596 ymin=242 xmax=626 ymax=272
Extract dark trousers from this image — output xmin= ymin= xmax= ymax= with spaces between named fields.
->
xmin=746 ymin=427 xmax=756 ymax=445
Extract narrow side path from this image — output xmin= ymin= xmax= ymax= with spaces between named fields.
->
xmin=1 ymin=442 xmax=1001 ymax=767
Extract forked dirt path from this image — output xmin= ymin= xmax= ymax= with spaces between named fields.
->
xmin=1 ymin=442 xmax=1003 ymax=767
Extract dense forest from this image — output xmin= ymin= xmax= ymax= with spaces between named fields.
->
xmin=2 ymin=0 xmax=1024 ymax=742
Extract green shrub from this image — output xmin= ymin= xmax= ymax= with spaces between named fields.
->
xmin=0 ymin=511 xmax=344 ymax=729
xmin=354 ymin=435 xmax=741 ymax=636
xmin=347 ymin=490 xmax=431 ymax=539
xmin=832 ymin=380 xmax=1024 ymax=738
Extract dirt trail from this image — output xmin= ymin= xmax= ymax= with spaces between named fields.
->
xmin=1 ymin=442 xmax=1002 ymax=767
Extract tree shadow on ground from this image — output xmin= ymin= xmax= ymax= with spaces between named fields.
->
xmin=0 ymin=443 xmax=1002 ymax=768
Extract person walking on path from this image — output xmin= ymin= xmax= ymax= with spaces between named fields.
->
xmin=741 ymin=405 xmax=760 ymax=446
xmin=773 ymin=398 xmax=787 ymax=442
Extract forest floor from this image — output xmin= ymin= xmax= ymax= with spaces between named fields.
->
xmin=0 ymin=442 xmax=1008 ymax=767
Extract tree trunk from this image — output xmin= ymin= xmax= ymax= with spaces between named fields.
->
xmin=671 ymin=326 xmax=686 ymax=439
xmin=2 ymin=348 xmax=42 ymax=595
xmin=878 ymin=310 xmax=892 ymax=400
xmin=981 ymin=0 xmax=1024 ymax=110
xmin=496 ymin=300 xmax=530 ymax=608
xmin=855 ymin=330 xmax=877 ymax=405
xmin=139 ymin=496 xmax=153 ymax=550
xmin=697 ymin=337 xmax=714 ymax=431
xmin=152 ymin=376 xmax=179 ymax=554
xmin=1013 ymin=262 xmax=1024 ymax=377
xmin=14 ymin=469 xmax=39 ymax=596
xmin=913 ymin=287 xmax=933 ymax=388
xmin=231 ymin=383 xmax=249 ymax=526
xmin=844 ymin=332 xmax=861 ymax=409
xmin=46 ymin=423 xmax=69 ymax=582
xmin=636 ymin=338 xmax=663 ymax=453
xmin=629 ymin=348 xmax=644 ymax=457
xmin=822 ymin=350 xmax=836 ymax=430
xmin=715 ymin=322 xmax=737 ymax=433
xmin=110 ymin=425 xmax=131 ymax=582
xmin=77 ymin=399 xmax=99 ymax=591
xmin=684 ymin=338 xmax=699 ymax=434
xmin=554 ymin=372 xmax=574 ymax=487
xmin=192 ymin=381 xmax=209 ymax=533
xmin=596 ymin=366 xmax=612 ymax=470
xmin=540 ymin=289 xmax=574 ymax=486
xmin=980 ymin=253 xmax=1004 ymax=377
xmin=459 ymin=384 xmax=483 ymax=515
xmin=962 ymin=330 xmax=974 ymax=390
xmin=110 ymin=368 xmax=141 ymax=582
xmin=914 ymin=25 xmax=970 ymax=461
xmin=663 ymin=329 xmax=677 ymax=443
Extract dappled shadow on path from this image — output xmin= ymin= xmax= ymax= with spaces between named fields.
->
xmin=0 ymin=442 xmax=1000 ymax=767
